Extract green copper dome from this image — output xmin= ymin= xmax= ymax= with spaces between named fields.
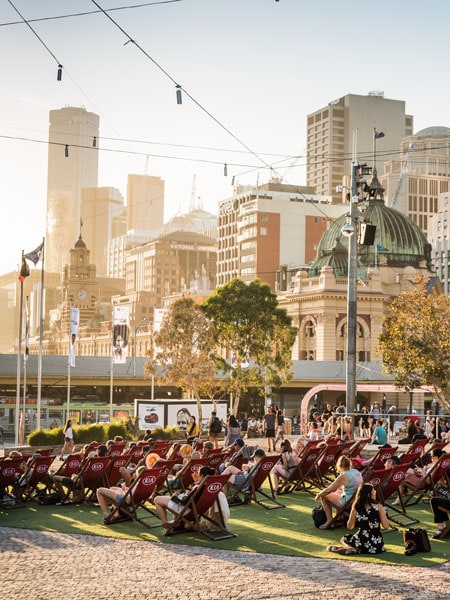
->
xmin=309 ymin=199 xmax=431 ymax=277
xmin=414 ymin=126 xmax=450 ymax=139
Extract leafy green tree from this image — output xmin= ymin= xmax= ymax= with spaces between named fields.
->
xmin=201 ymin=278 xmax=297 ymax=416
xmin=149 ymin=297 xmax=218 ymax=429
xmin=378 ymin=281 xmax=450 ymax=411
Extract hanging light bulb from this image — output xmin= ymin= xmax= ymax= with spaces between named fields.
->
xmin=224 ymin=163 xmax=228 ymax=177
xmin=64 ymin=145 xmax=69 ymax=158
xmin=231 ymin=176 xmax=235 ymax=186
xmin=93 ymin=136 xmax=97 ymax=148
xmin=57 ymin=64 xmax=63 ymax=81
xmin=176 ymin=85 xmax=182 ymax=105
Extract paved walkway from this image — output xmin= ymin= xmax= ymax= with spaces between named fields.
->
xmin=1 ymin=526 xmax=448 ymax=600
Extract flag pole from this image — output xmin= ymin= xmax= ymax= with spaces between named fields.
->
xmin=15 ymin=252 xmax=24 ymax=446
xmin=36 ymin=237 xmax=45 ymax=430
xmin=22 ymin=318 xmax=27 ymax=445
xmin=109 ymin=304 xmax=115 ymax=422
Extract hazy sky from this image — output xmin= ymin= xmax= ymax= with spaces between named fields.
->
xmin=1 ymin=0 xmax=449 ymax=276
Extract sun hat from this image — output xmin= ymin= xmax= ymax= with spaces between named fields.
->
xmin=179 ymin=444 xmax=193 ymax=458
xmin=145 ymin=452 xmax=160 ymax=468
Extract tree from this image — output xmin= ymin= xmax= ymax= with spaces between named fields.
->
xmin=201 ymin=278 xmax=297 ymax=416
xmin=378 ymin=281 xmax=450 ymax=411
xmin=149 ymin=297 xmax=218 ymax=429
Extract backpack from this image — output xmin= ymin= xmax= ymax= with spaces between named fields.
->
xmin=210 ymin=417 xmax=222 ymax=434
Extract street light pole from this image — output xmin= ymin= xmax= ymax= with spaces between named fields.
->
xmin=346 ymin=160 xmax=359 ymax=416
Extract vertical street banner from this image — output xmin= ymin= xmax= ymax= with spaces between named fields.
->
xmin=69 ymin=307 xmax=79 ymax=368
xmin=113 ymin=305 xmax=130 ymax=364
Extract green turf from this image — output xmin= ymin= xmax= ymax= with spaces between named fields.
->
xmin=1 ymin=491 xmax=448 ymax=567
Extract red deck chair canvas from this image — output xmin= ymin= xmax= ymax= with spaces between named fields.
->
xmin=404 ymin=452 xmax=450 ymax=506
xmin=15 ymin=455 xmax=55 ymax=501
xmin=164 ymin=473 xmax=237 ymax=540
xmin=346 ymin=439 xmax=370 ymax=459
xmin=104 ymin=466 xmax=162 ymax=528
xmin=61 ymin=455 xmax=111 ymax=503
xmin=108 ymin=442 xmax=127 ymax=457
xmin=0 ymin=457 xmax=26 ymax=508
xmin=51 ymin=452 xmax=83 ymax=479
xmin=169 ymin=457 xmax=210 ymax=492
xmin=227 ymin=455 xmax=285 ymax=509
xmin=359 ymin=446 xmax=398 ymax=474
xmin=206 ymin=451 xmax=228 ymax=472
xmin=106 ymin=454 xmax=133 ymax=487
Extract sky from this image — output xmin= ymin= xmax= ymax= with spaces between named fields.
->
xmin=1 ymin=0 xmax=450 ymax=276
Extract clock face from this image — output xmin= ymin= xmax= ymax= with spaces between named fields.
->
xmin=77 ymin=289 xmax=88 ymax=300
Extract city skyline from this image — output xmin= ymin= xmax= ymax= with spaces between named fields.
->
xmin=1 ymin=0 xmax=450 ymax=275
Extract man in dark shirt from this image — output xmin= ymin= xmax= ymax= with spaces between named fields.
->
xmin=263 ymin=406 xmax=277 ymax=452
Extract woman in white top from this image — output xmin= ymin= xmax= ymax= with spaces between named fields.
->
xmin=60 ymin=419 xmax=75 ymax=459
xmin=271 ymin=439 xmax=300 ymax=490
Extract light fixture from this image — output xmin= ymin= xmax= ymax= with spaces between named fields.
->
xmin=224 ymin=163 xmax=228 ymax=176
xmin=176 ymin=85 xmax=182 ymax=105
xmin=93 ymin=136 xmax=97 ymax=148
xmin=64 ymin=145 xmax=69 ymax=158
xmin=341 ymin=217 xmax=355 ymax=237
xmin=57 ymin=64 xmax=63 ymax=81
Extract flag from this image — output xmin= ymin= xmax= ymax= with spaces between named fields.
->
xmin=112 ymin=305 xmax=130 ymax=364
xmin=24 ymin=242 xmax=44 ymax=265
xmin=24 ymin=297 xmax=30 ymax=362
xmin=69 ymin=307 xmax=79 ymax=368
xmin=374 ymin=131 xmax=385 ymax=139
xmin=18 ymin=258 xmax=30 ymax=282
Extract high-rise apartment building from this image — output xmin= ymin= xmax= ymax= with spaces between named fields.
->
xmin=307 ymin=92 xmax=413 ymax=203
xmin=217 ymin=180 xmax=347 ymax=290
xmin=46 ymin=107 xmax=99 ymax=273
xmin=81 ymin=187 xmax=125 ymax=276
xmin=380 ymin=126 xmax=450 ymax=236
xmin=127 ymin=174 xmax=164 ymax=232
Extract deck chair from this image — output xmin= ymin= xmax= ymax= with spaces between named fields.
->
xmin=14 ymin=455 xmax=55 ymax=501
xmin=108 ymin=442 xmax=127 ymax=456
xmin=206 ymin=451 xmax=229 ymax=472
xmin=403 ymin=452 xmax=450 ymax=506
xmin=60 ymin=455 xmax=111 ymax=503
xmin=360 ymin=446 xmax=398 ymax=474
xmin=164 ymin=473 xmax=237 ymax=540
xmin=104 ymin=466 xmax=162 ymax=528
xmin=227 ymin=455 xmax=285 ymax=509
xmin=0 ymin=457 xmax=26 ymax=508
xmin=347 ymin=439 xmax=370 ymax=459
xmin=277 ymin=444 xmax=326 ymax=495
xmin=398 ymin=448 xmax=423 ymax=468
xmin=333 ymin=440 xmax=355 ymax=460
xmin=106 ymin=453 xmax=133 ymax=487
xmin=407 ymin=437 xmax=429 ymax=455
xmin=308 ymin=443 xmax=342 ymax=488
xmin=51 ymin=452 xmax=84 ymax=478
xmin=152 ymin=458 xmax=182 ymax=494
xmin=372 ymin=463 xmax=419 ymax=527
xmin=169 ymin=457 xmax=210 ymax=492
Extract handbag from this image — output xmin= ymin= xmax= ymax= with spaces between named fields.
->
xmin=431 ymin=483 xmax=450 ymax=500
xmin=171 ymin=490 xmax=193 ymax=506
xmin=312 ymin=504 xmax=327 ymax=528
xmin=403 ymin=528 xmax=431 ymax=553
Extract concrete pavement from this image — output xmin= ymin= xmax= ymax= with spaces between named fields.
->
xmin=1 ymin=526 xmax=449 ymax=600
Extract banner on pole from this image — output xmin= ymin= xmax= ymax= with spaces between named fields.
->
xmin=69 ymin=307 xmax=79 ymax=368
xmin=112 ymin=305 xmax=130 ymax=364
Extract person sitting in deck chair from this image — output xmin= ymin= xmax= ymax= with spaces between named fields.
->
xmin=96 ymin=465 xmax=146 ymax=523
xmin=220 ymin=448 xmax=266 ymax=497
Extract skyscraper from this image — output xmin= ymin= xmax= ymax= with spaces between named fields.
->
xmin=127 ymin=174 xmax=164 ymax=232
xmin=46 ymin=107 xmax=99 ymax=273
xmin=306 ymin=92 xmax=413 ymax=203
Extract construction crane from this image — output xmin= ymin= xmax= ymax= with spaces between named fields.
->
xmin=391 ymin=142 xmax=415 ymax=209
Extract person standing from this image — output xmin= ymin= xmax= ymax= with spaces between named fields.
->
xmin=59 ymin=419 xmax=75 ymax=460
xmin=208 ymin=411 xmax=222 ymax=449
xmin=224 ymin=414 xmax=241 ymax=447
xmin=263 ymin=406 xmax=277 ymax=452
xmin=274 ymin=408 xmax=285 ymax=451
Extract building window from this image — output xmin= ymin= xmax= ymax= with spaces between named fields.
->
xmin=260 ymin=227 xmax=267 ymax=236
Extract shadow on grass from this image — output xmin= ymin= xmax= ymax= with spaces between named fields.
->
xmin=1 ymin=491 xmax=447 ymax=569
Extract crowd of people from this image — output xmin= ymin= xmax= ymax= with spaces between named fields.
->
xmin=2 ymin=408 xmax=450 ymax=552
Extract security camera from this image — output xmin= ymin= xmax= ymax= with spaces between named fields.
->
xmin=336 ymin=185 xmax=344 ymax=193
xmin=341 ymin=222 xmax=355 ymax=237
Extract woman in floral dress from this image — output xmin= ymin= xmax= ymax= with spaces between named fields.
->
xmin=327 ymin=483 xmax=390 ymax=555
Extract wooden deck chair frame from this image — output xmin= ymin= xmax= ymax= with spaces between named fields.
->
xmin=346 ymin=439 xmax=370 ymax=459
xmin=164 ymin=473 xmax=237 ymax=540
xmin=227 ymin=455 xmax=285 ymax=509
xmin=277 ymin=445 xmax=326 ymax=495
xmin=403 ymin=452 xmax=450 ymax=506
xmin=104 ymin=466 xmax=162 ymax=528
xmin=61 ymin=455 xmax=111 ymax=504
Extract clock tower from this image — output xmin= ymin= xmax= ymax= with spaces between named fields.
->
xmin=61 ymin=234 xmax=97 ymax=328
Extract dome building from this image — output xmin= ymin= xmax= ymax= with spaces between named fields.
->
xmin=277 ymin=172 xmax=439 ymax=371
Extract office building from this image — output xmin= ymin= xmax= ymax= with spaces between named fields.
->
xmin=307 ymin=92 xmax=413 ymax=203
xmin=127 ymin=174 xmax=164 ymax=232
xmin=46 ymin=107 xmax=99 ymax=273
xmin=217 ymin=180 xmax=347 ymax=290
xmin=429 ymin=190 xmax=450 ymax=295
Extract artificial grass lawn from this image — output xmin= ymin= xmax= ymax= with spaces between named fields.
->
xmin=1 ymin=490 xmax=448 ymax=567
